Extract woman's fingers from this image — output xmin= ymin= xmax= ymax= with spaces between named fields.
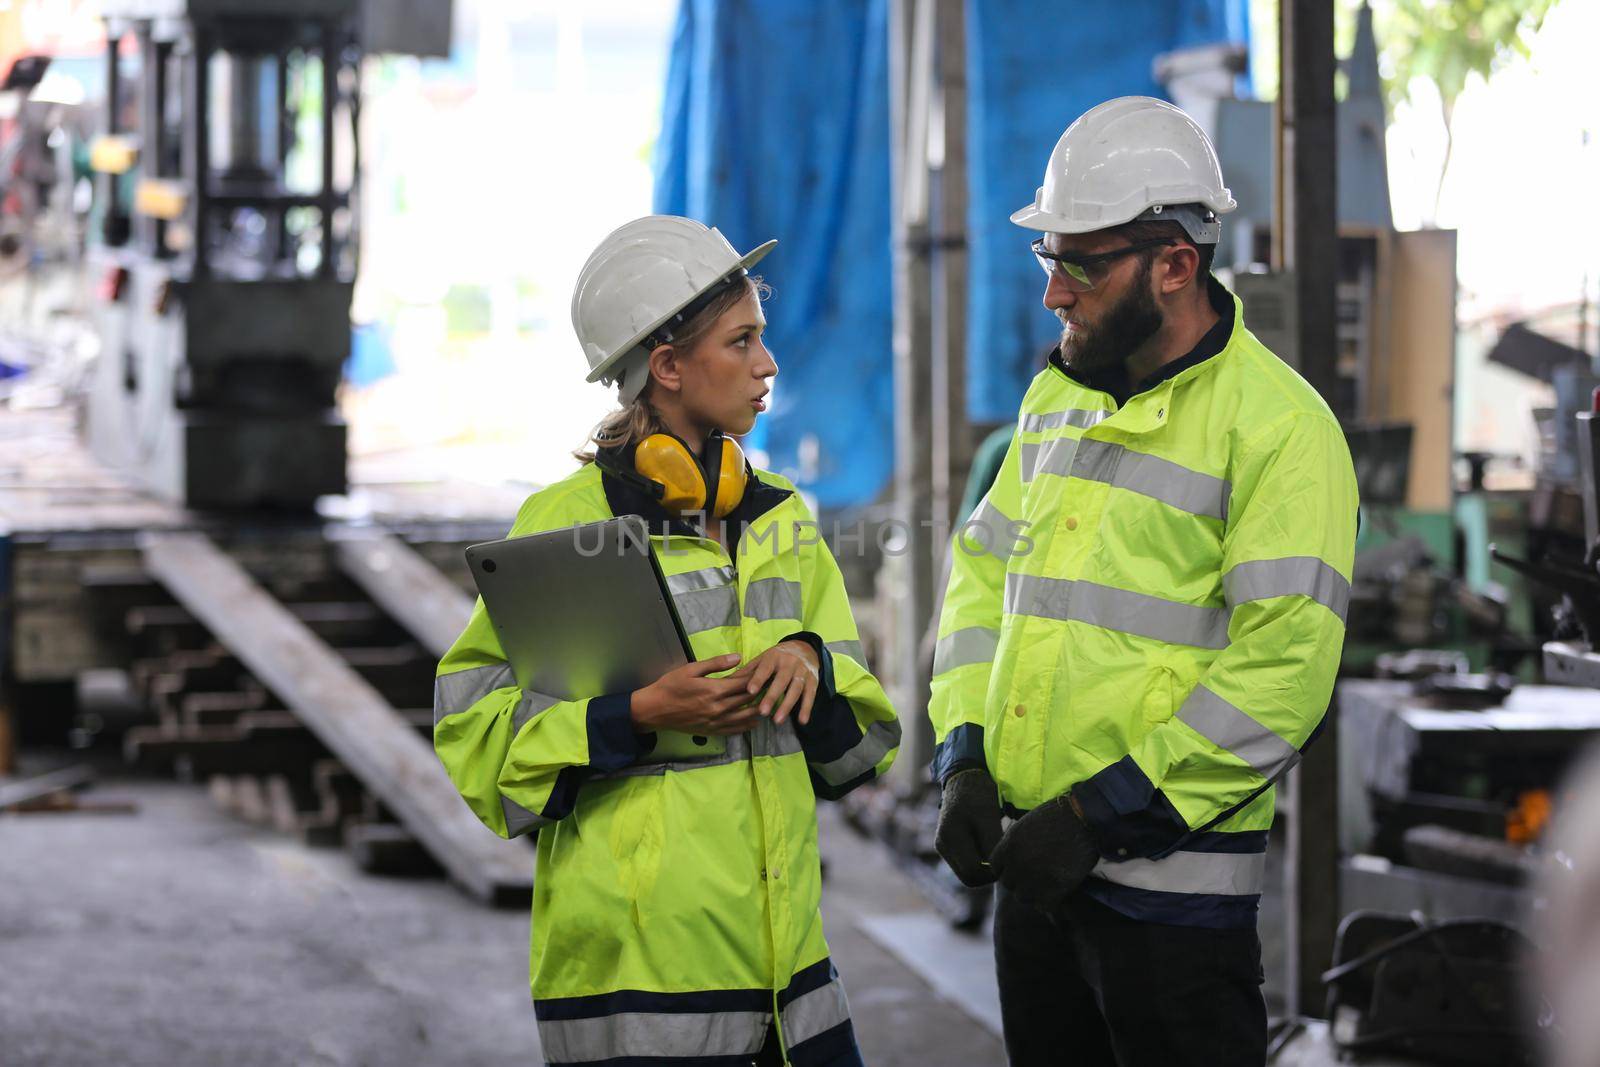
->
xmin=758 ymin=660 xmax=797 ymax=715
xmin=796 ymin=673 xmax=819 ymax=726
xmin=662 ymin=647 xmax=826 ymax=732
xmin=709 ymin=686 xmax=755 ymax=713
xmin=771 ymin=674 xmax=807 ymax=725
xmin=745 ymin=653 xmax=779 ymax=696
xmin=674 ymin=678 xmax=746 ymax=720
xmin=686 ymin=653 xmax=743 ymax=677
xmin=706 ymin=702 xmax=762 ymax=733
xmin=699 ymin=675 xmax=752 ymax=701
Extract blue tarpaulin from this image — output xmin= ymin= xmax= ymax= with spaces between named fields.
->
xmin=346 ymin=322 xmax=397 ymax=389
xmin=655 ymin=0 xmax=1247 ymax=508
xmin=655 ymin=0 xmax=893 ymax=510
xmin=967 ymin=1 xmax=1248 ymax=422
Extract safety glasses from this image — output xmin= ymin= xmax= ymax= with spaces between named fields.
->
xmin=1030 ymin=237 xmax=1176 ymax=292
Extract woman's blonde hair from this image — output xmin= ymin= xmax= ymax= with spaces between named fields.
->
xmin=574 ymin=274 xmax=768 ymax=464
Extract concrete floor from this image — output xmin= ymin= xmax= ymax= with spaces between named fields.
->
xmin=0 ymin=767 xmax=1006 ymax=1067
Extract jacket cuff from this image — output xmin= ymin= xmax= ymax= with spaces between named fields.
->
xmin=932 ymin=723 xmax=987 ymax=786
xmin=585 ymin=692 xmax=655 ymax=773
xmin=793 ymin=699 xmax=886 ymax=801
xmin=791 ymin=685 xmax=860 ymax=762
xmin=780 ymin=632 xmax=850 ymax=759
xmin=1073 ymin=755 xmax=1191 ymax=861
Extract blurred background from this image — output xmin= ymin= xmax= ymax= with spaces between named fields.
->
xmin=5 ymin=1 xmax=1600 ymax=1064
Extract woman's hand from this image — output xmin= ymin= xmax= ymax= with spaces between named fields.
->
xmin=630 ymin=654 xmax=762 ymax=735
xmin=731 ymin=641 xmax=821 ymax=726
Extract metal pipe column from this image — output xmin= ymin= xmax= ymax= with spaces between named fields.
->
xmin=887 ymin=0 xmax=937 ymax=787
xmin=1277 ymin=0 xmax=1341 ymax=1021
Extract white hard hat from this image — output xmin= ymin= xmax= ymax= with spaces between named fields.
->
xmin=572 ymin=215 xmax=776 ymax=402
xmin=1011 ymin=96 xmax=1236 ymax=244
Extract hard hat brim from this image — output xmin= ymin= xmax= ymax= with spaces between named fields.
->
xmin=585 ymin=238 xmax=778 ymax=385
xmin=1008 ymin=202 xmax=1122 ymax=233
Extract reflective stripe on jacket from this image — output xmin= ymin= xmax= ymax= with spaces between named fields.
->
xmin=929 ymin=283 xmax=1357 ymax=929
xmin=435 ymin=462 xmax=899 ymax=1065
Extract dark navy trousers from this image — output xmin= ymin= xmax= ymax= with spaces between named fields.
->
xmin=993 ymin=885 xmax=1267 ymax=1066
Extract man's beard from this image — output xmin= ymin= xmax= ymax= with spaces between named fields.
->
xmin=1058 ymin=258 xmax=1163 ymax=377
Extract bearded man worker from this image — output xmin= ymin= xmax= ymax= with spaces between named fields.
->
xmin=928 ymin=96 xmax=1358 ymax=1067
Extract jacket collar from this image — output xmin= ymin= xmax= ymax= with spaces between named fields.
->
xmin=1049 ymin=274 xmax=1236 ymax=406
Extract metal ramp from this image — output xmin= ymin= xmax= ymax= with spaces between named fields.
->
xmin=141 ymin=531 xmax=531 ymax=905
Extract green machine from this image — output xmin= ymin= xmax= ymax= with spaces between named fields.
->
xmin=1343 ymin=426 xmax=1536 ymax=679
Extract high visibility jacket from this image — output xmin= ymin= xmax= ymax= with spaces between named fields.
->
xmin=930 ymin=281 xmax=1357 ymax=929
xmin=434 ymin=459 xmax=899 ymax=1067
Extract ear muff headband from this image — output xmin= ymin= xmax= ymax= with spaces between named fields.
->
xmin=592 ymin=448 xmax=663 ymax=500
xmin=701 ymin=432 xmax=724 ymax=519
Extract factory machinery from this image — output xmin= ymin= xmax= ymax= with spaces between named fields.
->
xmin=85 ymin=0 xmax=362 ymax=507
xmin=1260 ymin=393 xmax=1600 ymax=1066
xmin=0 ymin=0 xmax=538 ymax=905
xmin=4 ymin=4 xmax=1599 ymax=1062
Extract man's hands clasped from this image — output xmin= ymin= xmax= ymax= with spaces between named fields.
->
xmin=989 ymin=793 xmax=1100 ymax=915
xmin=629 ymin=640 xmax=822 ymax=735
xmin=936 ymin=769 xmax=1103 ymax=915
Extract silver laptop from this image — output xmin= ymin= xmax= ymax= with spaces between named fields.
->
xmin=464 ymin=516 xmax=726 ymax=761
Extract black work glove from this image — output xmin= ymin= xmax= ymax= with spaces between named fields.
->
xmin=989 ymin=792 xmax=1100 ymax=915
xmin=934 ymin=768 xmax=1004 ymax=887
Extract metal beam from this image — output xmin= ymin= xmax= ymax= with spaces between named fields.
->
xmin=887 ymin=0 xmax=971 ymax=788
xmin=1276 ymin=0 xmax=1340 ymax=413
xmin=0 ymin=683 xmax=15 ymax=775
xmin=930 ymin=0 xmax=970 ymax=536
xmin=141 ymin=532 xmax=531 ymax=905
xmin=0 ymin=764 xmax=95 ymax=810
xmin=331 ymin=528 xmax=473 ymax=660
xmin=1278 ymin=0 xmax=1341 ymax=1020
xmin=888 ymin=0 xmax=937 ymax=786
xmin=319 ymin=17 xmax=339 ymax=279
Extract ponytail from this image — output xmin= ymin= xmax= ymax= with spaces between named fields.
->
xmin=574 ymin=395 xmax=664 ymax=465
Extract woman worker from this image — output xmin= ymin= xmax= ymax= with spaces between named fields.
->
xmin=434 ymin=215 xmax=901 ymax=1067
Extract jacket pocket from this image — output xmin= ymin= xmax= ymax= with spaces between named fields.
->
xmin=1141 ymin=664 xmax=1182 ymax=730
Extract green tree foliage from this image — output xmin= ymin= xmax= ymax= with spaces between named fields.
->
xmin=1376 ymin=0 xmax=1555 ymax=116
xmin=1369 ymin=0 xmax=1559 ymax=218
xmin=1250 ymin=0 xmax=1562 ymax=219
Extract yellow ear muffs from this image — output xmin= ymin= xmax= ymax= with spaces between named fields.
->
xmin=634 ymin=433 xmax=709 ymax=515
xmin=631 ymin=431 xmax=750 ymax=520
xmin=709 ymin=436 xmax=748 ymax=519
